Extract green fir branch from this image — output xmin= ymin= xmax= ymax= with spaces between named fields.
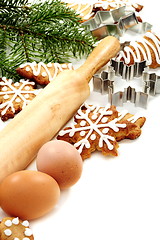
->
xmin=0 ymin=0 xmax=96 ymax=80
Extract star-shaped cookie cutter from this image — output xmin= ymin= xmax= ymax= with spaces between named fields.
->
xmin=111 ymin=58 xmax=147 ymax=80
xmin=93 ymin=66 xmax=150 ymax=108
xmin=82 ymin=6 xmax=138 ymax=39
xmin=108 ymin=86 xmax=150 ymax=109
xmin=142 ymin=68 xmax=160 ymax=96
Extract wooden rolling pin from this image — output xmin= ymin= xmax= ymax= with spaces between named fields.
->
xmin=0 ymin=36 xmax=120 ymax=182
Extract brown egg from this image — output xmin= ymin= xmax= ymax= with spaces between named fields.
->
xmin=0 ymin=170 xmax=60 ymax=220
xmin=36 ymin=140 xmax=83 ymax=189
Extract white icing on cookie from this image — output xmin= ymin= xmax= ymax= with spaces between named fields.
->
xmin=46 ymin=62 xmax=52 ymax=68
xmin=2 ymin=86 xmax=7 ymax=91
xmin=127 ymin=114 xmax=143 ymax=123
xmin=0 ymin=77 xmax=40 ymax=116
xmin=80 ymin=130 xmax=86 ymax=136
xmin=24 ymin=228 xmax=33 ymax=237
xmin=2 ymin=217 xmax=33 ymax=240
xmin=90 ymin=133 xmax=96 ymax=140
xmin=94 ymin=0 xmax=140 ymax=11
xmin=24 ymin=93 xmax=29 ymax=99
xmin=102 ymin=128 xmax=109 ymax=134
xmin=116 ymin=32 xmax=160 ymax=66
xmin=80 ymin=120 xmax=86 ymax=126
xmin=15 ymin=97 xmax=21 ymax=103
xmin=4 ymin=229 xmax=12 ymax=236
xmin=12 ymin=217 xmax=19 ymax=225
xmin=19 ymin=62 xmax=73 ymax=82
xmin=3 ymin=94 xmax=9 ymax=100
xmin=67 ymin=2 xmax=94 ymax=20
xmin=59 ymin=103 xmax=127 ymax=152
xmin=59 ymin=104 xmax=145 ymax=153
xmin=42 ymin=72 xmax=47 ymax=77
xmin=101 ymin=117 xmax=108 ymax=123
xmin=14 ymin=82 xmax=20 ymax=87
xmin=91 ymin=114 xmax=98 ymax=120
xmin=5 ymin=220 xmax=12 ymax=227
xmin=25 ymin=67 xmax=30 ymax=72
xmin=22 ymin=220 xmax=30 ymax=227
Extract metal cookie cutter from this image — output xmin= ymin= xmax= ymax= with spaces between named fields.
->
xmin=111 ymin=39 xmax=147 ymax=80
xmin=142 ymin=68 xmax=160 ymax=96
xmin=108 ymin=85 xmax=150 ymax=109
xmin=111 ymin=58 xmax=147 ymax=80
xmin=82 ymin=6 xmax=138 ymax=39
xmin=128 ymin=22 xmax=152 ymax=34
xmin=93 ymin=66 xmax=115 ymax=94
xmin=92 ymin=67 xmax=150 ymax=108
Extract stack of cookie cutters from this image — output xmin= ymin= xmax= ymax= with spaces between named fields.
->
xmin=115 ymin=21 xmax=160 ymax=98
xmin=82 ymin=6 xmax=138 ymax=39
xmin=92 ymin=20 xmax=160 ymax=108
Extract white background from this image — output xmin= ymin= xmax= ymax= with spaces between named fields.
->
xmin=1 ymin=1 xmax=160 ymax=240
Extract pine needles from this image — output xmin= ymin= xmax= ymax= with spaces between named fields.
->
xmin=0 ymin=0 xmax=96 ymax=79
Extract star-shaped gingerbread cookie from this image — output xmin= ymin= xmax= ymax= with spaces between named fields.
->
xmin=16 ymin=62 xmax=73 ymax=85
xmin=57 ymin=103 xmax=146 ymax=159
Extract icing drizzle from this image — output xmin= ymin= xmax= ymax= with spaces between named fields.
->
xmin=19 ymin=62 xmax=73 ymax=82
xmin=115 ymin=32 xmax=160 ymax=66
xmin=58 ymin=103 xmax=139 ymax=153
xmin=94 ymin=0 xmax=139 ymax=11
xmin=67 ymin=2 xmax=94 ymax=20
xmin=0 ymin=77 xmax=40 ymax=116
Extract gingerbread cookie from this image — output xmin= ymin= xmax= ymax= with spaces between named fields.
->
xmin=0 ymin=77 xmax=40 ymax=121
xmin=57 ymin=104 xmax=146 ymax=160
xmin=93 ymin=0 xmax=143 ymax=12
xmin=65 ymin=1 xmax=143 ymax=22
xmin=16 ymin=62 xmax=74 ymax=85
xmin=115 ymin=31 xmax=160 ymax=68
xmin=66 ymin=3 xmax=94 ymax=21
xmin=0 ymin=217 xmax=34 ymax=240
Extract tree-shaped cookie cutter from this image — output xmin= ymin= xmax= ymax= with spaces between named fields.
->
xmin=82 ymin=6 xmax=138 ymax=39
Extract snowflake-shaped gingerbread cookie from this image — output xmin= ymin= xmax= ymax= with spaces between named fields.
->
xmin=57 ymin=103 xmax=146 ymax=159
xmin=0 ymin=77 xmax=40 ymax=121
